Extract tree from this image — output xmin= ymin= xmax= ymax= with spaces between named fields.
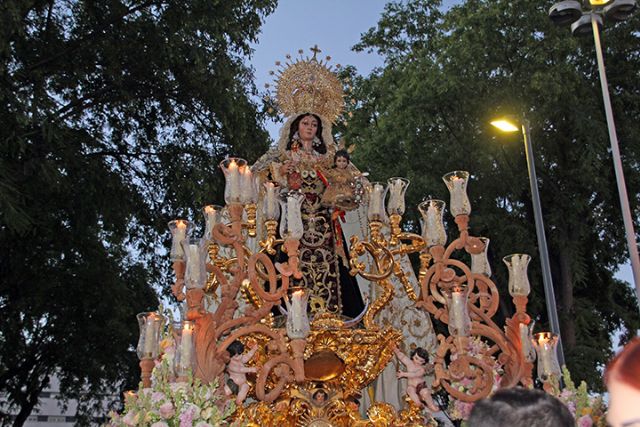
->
xmin=341 ymin=0 xmax=640 ymax=389
xmin=0 ymin=1 xmax=275 ymax=425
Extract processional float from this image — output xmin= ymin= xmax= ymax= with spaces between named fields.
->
xmin=134 ymin=48 xmax=562 ymax=427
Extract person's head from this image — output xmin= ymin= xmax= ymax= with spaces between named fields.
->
xmin=468 ymin=387 xmax=574 ymax=427
xmin=287 ymin=113 xmax=326 ymax=154
xmin=410 ymin=347 xmax=430 ymax=366
xmin=334 ymin=149 xmax=350 ymax=169
xmin=605 ymin=337 xmax=640 ymax=427
xmin=227 ymin=340 xmax=245 ymax=358
xmin=313 ymin=389 xmax=328 ymax=403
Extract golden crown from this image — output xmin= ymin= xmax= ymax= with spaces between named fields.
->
xmin=267 ymin=46 xmax=344 ymax=123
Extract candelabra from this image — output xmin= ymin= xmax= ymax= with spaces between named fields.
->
xmin=134 ymin=158 xmax=562 ymax=426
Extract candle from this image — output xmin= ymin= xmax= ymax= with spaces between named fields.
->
xmin=169 ymin=220 xmax=188 ymax=261
xmin=180 ymin=322 xmax=194 ymax=370
xmin=203 ymin=205 xmax=222 ymax=241
xmin=533 ymin=332 xmax=561 ymax=381
xmin=388 ymin=179 xmax=402 ymax=214
xmin=471 ymin=237 xmax=492 ymax=276
xmin=143 ymin=314 xmax=156 ymax=355
xmin=263 ymin=182 xmax=280 ymax=220
xmin=448 ymin=290 xmax=471 ymax=337
xmin=285 ymin=289 xmax=310 ymax=339
xmin=519 ymin=323 xmax=536 ymax=362
xmin=368 ymin=183 xmax=385 ymax=220
xmin=240 ymin=166 xmax=256 ymax=203
xmin=228 ymin=159 xmax=241 ymax=202
xmin=504 ymin=254 xmax=531 ymax=296
xmin=419 ymin=200 xmax=446 ymax=247
xmin=443 ymin=171 xmax=471 ymax=216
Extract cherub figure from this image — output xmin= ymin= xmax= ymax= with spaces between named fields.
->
xmin=320 ymin=149 xmax=360 ymax=211
xmin=394 ymin=345 xmax=439 ymax=412
xmin=224 ymin=340 xmax=258 ymax=405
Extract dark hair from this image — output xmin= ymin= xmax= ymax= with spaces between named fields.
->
xmin=605 ymin=337 xmax=640 ymax=390
xmin=410 ymin=347 xmax=430 ymax=364
xmin=227 ymin=340 xmax=245 ymax=357
xmin=334 ymin=149 xmax=350 ymax=167
xmin=287 ymin=113 xmax=326 ymax=154
xmin=468 ymin=387 xmax=574 ymax=427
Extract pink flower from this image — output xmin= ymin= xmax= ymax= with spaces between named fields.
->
xmin=152 ymin=391 xmax=166 ymax=403
xmin=159 ymin=402 xmax=175 ymax=419
xmin=152 ymin=423 xmax=170 ymax=427
xmin=179 ymin=404 xmax=198 ymax=427
xmin=122 ymin=411 xmax=138 ymax=426
xmin=577 ymin=415 xmax=593 ymax=427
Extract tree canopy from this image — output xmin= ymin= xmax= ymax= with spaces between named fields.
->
xmin=0 ymin=0 xmax=275 ymax=425
xmin=342 ymin=0 xmax=640 ymax=389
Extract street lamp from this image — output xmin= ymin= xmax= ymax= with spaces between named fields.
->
xmin=549 ymin=0 xmax=640 ymax=310
xmin=491 ymin=116 xmax=566 ymax=367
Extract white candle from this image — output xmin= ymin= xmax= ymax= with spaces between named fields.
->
xmin=519 ymin=323 xmax=535 ymax=362
xmin=388 ymin=180 xmax=402 ymax=213
xmin=450 ymin=177 xmax=467 ymax=216
xmin=143 ymin=314 xmax=156 ymax=355
xmin=180 ymin=324 xmax=193 ymax=369
xmin=203 ymin=206 xmax=221 ymax=241
xmin=471 ymin=237 xmax=492 ymax=276
xmin=263 ymin=182 xmax=279 ymax=220
xmin=240 ymin=167 xmax=255 ymax=203
xmin=286 ymin=290 xmax=310 ymax=339
xmin=285 ymin=194 xmax=302 ymax=238
xmin=187 ymin=243 xmax=202 ymax=287
xmin=228 ymin=159 xmax=241 ymax=202
xmin=448 ymin=291 xmax=470 ymax=337
xmin=426 ymin=203 xmax=445 ymax=246
xmin=171 ymin=220 xmax=187 ymax=260
xmin=369 ymin=183 xmax=384 ymax=219
xmin=505 ymin=254 xmax=531 ymax=296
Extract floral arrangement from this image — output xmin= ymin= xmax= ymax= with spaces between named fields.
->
xmin=107 ymin=337 xmax=236 ymax=427
xmin=557 ymin=366 xmax=607 ymax=427
xmin=443 ymin=339 xmax=608 ymax=426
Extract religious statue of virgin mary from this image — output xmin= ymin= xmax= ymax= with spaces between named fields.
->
xmin=252 ymin=47 xmax=438 ymax=412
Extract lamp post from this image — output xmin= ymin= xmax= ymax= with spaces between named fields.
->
xmin=549 ymin=0 xmax=640 ymax=309
xmin=491 ymin=117 xmax=566 ymax=367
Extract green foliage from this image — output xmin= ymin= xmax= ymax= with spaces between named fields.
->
xmin=0 ymin=0 xmax=275 ymax=425
xmin=342 ymin=0 xmax=640 ymax=390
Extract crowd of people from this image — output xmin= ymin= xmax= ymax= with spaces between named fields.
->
xmin=467 ymin=337 xmax=640 ymax=427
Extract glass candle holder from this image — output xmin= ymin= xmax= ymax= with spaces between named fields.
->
xmin=240 ymin=165 xmax=258 ymax=204
xmin=262 ymin=181 xmax=281 ymax=221
xmin=418 ymin=199 xmax=447 ymax=247
xmin=203 ymin=205 xmax=223 ymax=242
xmin=520 ymin=322 xmax=537 ymax=363
xmin=182 ymin=237 xmax=208 ymax=289
xmin=285 ymin=288 xmax=311 ymax=339
xmin=279 ymin=191 xmax=305 ymax=239
xmin=220 ymin=157 xmax=248 ymax=205
xmin=386 ymin=177 xmax=410 ymax=216
xmin=446 ymin=286 xmax=471 ymax=337
xmin=136 ymin=311 xmax=165 ymax=359
xmin=503 ymin=253 xmax=531 ymax=297
xmin=174 ymin=320 xmax=195 ymax=378
xmin=471 ymin=237 xmax=492 ymax=277
xmin=367 ymin=182 xmax=388 ymax=222
xmin=442 ymin=171 xmax=471 ymax=217
xmin=532 ymin=332 xmax=561 ymax=382
xmin=168 ymin=219 xmax=191 ymax=262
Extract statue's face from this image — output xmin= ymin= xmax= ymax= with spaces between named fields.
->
xmin=335 ymin=156 xmax=348 ymax=169
xmin=298 ymin=115 xmax=318 ymax=142
xmin=412 ymin=353 xmax=426 ymax=366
